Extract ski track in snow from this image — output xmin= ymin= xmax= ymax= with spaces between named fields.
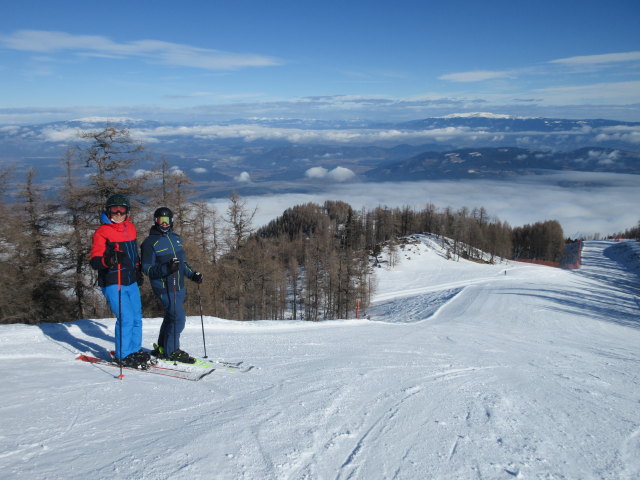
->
xmin=1 ymin=239 xmax=639 ymax=479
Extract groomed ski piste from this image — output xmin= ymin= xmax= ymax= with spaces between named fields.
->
xmin=2 ymin=235 xmax=639 ymax=479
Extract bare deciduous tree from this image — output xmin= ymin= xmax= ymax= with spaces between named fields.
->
xmin=224 ymin=192 xmax=256 ymax=250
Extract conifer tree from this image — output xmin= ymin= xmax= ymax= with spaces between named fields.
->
xmin=0 ymin=170 xmax=75 ymax=323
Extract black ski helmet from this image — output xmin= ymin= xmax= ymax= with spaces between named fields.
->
xmin=154 ymin=207 xmax=173 ymax=231
xmin=105 ymin=193 xmax=130 ymax=211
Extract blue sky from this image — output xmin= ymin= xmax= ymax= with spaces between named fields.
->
xmin=1 ymin=0 xmax=639 ymax=124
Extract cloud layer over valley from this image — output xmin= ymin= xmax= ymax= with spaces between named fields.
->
xmin=209 ymin=172 xmax=640 ymax=238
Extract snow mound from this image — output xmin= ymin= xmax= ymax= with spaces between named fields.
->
xmin=371 ymin=234 xmax=510 ymax=317
xmin=368 ymin=287 xmax=463 ymax=323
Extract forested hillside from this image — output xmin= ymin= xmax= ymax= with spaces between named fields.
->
xmin=0 ymin=127 xmax=614 ymax=324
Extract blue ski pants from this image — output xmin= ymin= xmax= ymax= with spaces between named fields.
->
xmin=154 ymin=286 xmax=187 ymax=356
xmin=102 ymin=283 xmax=143 ymax=359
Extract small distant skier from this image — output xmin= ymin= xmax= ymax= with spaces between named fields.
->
xmin=89 ymin=194 xmax=149 ymax=369
xmin=141 ymin=207 xmax=203 ymax=363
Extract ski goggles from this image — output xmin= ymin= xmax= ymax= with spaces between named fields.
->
xmin=156 ymin=216 xmax=171 ymax=225
xmin=108 ymin=206 xmax=128 ymax=215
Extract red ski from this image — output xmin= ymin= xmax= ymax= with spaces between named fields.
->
xmin=76 ymin=354 xmax=215 ymax=381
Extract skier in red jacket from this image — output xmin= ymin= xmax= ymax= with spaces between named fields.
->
xmin=89 ymin=194 xmax=149 ymax=369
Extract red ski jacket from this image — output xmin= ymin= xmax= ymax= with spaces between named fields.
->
xmin=89 ymin=214 xmax=141 ymax=287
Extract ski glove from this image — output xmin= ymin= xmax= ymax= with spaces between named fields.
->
xmin=136 ymin=267 xmax=145 ymax=286
xmin=103 ymin=250 xmax=122 ymax=269
xmin=191 ymin=272 xmax=203 ymax=284
xmin=167 ymin=258 xmax=180 ymax=274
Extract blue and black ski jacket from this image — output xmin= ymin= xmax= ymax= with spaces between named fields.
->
xmin=140 ymin=225 xmax=196 ymax=293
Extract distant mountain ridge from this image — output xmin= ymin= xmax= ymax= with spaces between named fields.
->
xmin=365 ymin=147 xmax=640 ymax=181
xmin=0 ymin=114 xmax=638 ymax=196
xmin=391 ymin=112 xmax=638 ymax=132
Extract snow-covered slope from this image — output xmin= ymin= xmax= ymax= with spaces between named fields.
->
xmin=1 ymin=239 xmax=639 ymax=479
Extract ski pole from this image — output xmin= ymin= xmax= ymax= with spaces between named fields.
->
xmin=197 ymin=283 xmax=208 ymax=358
xmin=173 ymin=262 xmax=178 ymax=366
xmin=116 ymin=245 xmax=124 ymax=379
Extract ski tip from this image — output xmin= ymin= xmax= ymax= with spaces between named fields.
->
xmin=76 ymin=354 xmax=101 ymax=363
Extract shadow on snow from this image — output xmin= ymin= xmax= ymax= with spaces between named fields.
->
xmin=368 ymin=288 xmax=464 ymax=323
xmin=37 ymin=319 xmax=114 ymax=359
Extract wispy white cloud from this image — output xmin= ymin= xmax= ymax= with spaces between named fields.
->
xmin=533 ymin=81 xmax=640 ymax=105
xmin=2 ymin=94 xmax=640 ymax=126
xmin=132 ymin=123 xmax=487 ymax=145
xmin=439 ymin=50 xmax=640 ymax=86
xmin=74 ymin=116 xmax=142 ymax=123
xmin=165 ymin=92 xmax=215 ymax=99
xmin=41 ymin=127 xmax=82 ymax=142
xmin=586 ymin=149 xmax=619 ymax=165
xmin=0 ymin=29 xmax=282 ymax=70
xmin=595 ymin=125 xmax=640 ymax=144
xmin=438 ymin=70 xmax=513 ymax=82
xmin=34 ymin=118 xmax=640 ymax=147
xmin=549 ymin=51 xmax=640 ymax=65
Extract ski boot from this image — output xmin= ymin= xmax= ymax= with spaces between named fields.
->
xmin=116 ymin=352 xmax=149 ymax=370
xmin=151 ymin=343 xmax=168 ymax=359
xmin=168 ymin=349 xmax=196 ymax=364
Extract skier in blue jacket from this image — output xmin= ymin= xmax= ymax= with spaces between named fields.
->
xmin=141 ymin=207 xmax=203 ymax=363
